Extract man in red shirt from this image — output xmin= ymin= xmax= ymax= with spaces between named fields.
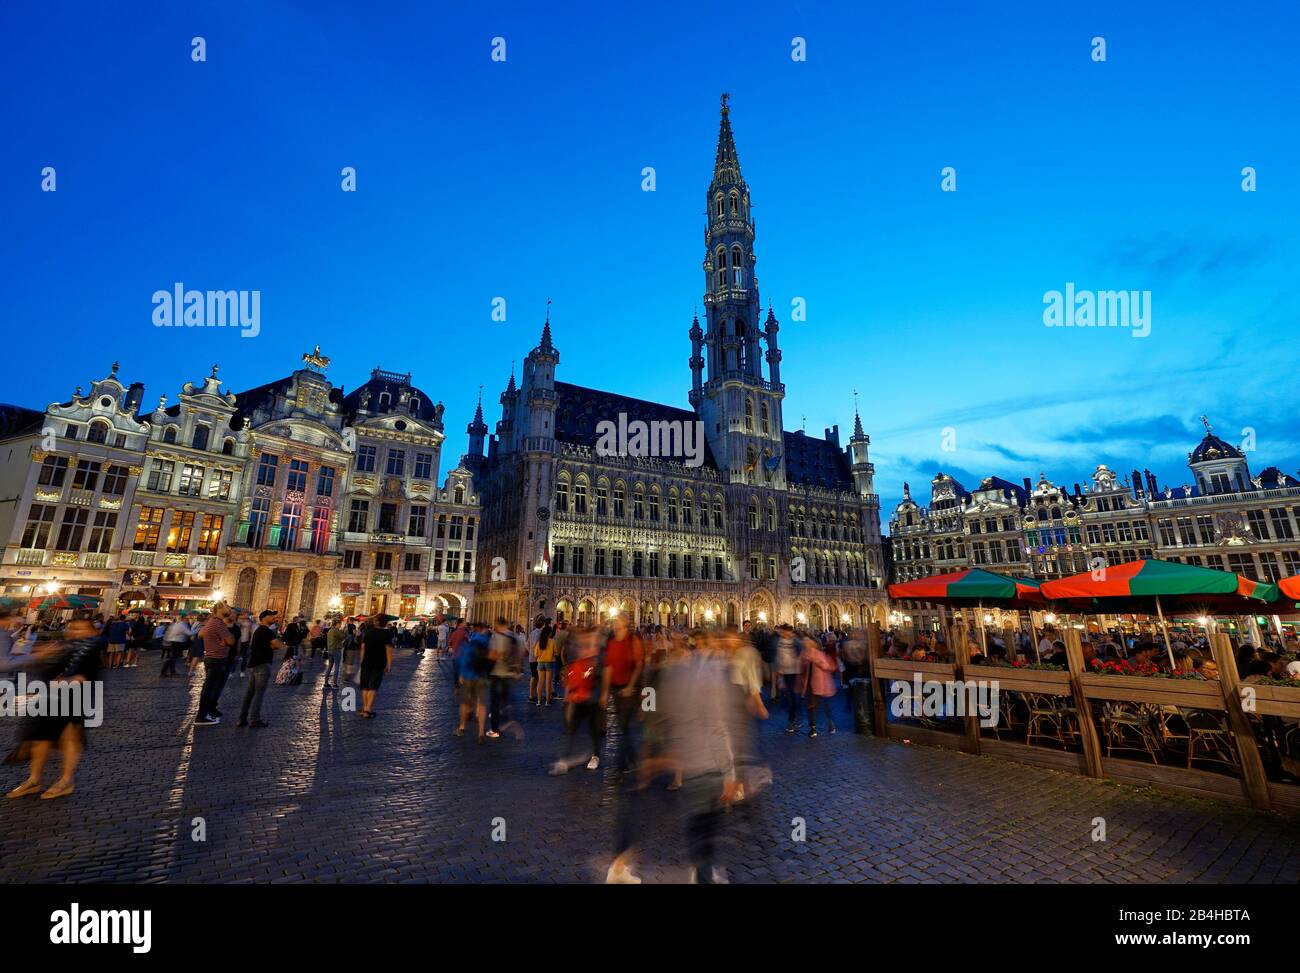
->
xmin=601 ymin=614 xmax=644 ymax=775
xmin=195 ymin=604 xmax=235 ymax=726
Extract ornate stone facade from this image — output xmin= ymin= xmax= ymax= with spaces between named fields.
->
xmin=472 ymin=97 xmax=887 ymax=629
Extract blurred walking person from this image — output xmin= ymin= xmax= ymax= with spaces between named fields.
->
xmin=799 ymin=633 xmax=838 ymax=737
xmin=5 ymin=617 xmax=101 ymax=799
xmin=487 ymin=618 xmax=523 ymax=739
xmin=160 ymin=615 xmax=190 ymax=677
xmin=774 ymin=624 xmax=802 ymax=732
xmin=659 ymin=633 xmax=741 ymax=884
xmin=601 ymin=614 xmax=645 ymax=774
xmin=550 ymin=628 xmax=603 ymax=774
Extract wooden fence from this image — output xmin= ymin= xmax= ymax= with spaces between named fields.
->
xmin=865 ymin=622 xmax=1300 ymax=813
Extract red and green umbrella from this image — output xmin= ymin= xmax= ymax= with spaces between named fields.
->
xmin=1040 ymin=558 xmax=1278 ymax=614
xmin=888 ymin=568 xmax=1045 ymax=608
xmin=1041 ymin=559 xmax=1278 ymax=668
xmin=26 ymin=592 xmax=101 ymax=612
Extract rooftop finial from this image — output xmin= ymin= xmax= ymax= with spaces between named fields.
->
xmin=545 ymin=297 xmax=551 ymax=324
xmin=211 ymin=363 xmax=220 ymax=378
xmin=110 ymin=361 xmax=120 ymax=375
xmin=1200 ymin=414 xmax=1212 ymax=434
xmin=720 ymin=91 xmax=730 ymax=115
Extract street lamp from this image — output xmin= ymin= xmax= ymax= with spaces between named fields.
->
xmin=42 ymin=581 xmax=59 ymax=596
xmin=841 ymin=613 xmax=850 ymax=624
xmin=329 ymin=595 xmax=343 ymax=611
xmin=704 ymin=609 xmax=714 ymax=622
xmin=796 ymin=611 xmax=807 ymax=624
xmin=757 ymin=610 xmax=768 ymax=623
xmin=1044 ymin=612 xmax=1058 ymax=625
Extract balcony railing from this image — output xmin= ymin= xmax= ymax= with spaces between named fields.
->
xmin=82 ymin=553 xmax=110 ymax=570
xmin=129 ymin=550 xmax=156 ymax=567
xmin=14 ymin=549 xmax=45 ymax=566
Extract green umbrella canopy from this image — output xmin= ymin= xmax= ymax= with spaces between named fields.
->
xmin=888 ymin=569 xmax=1046 ymax=608
xmin=1040 ymin=558 xmax=1278 ymax=613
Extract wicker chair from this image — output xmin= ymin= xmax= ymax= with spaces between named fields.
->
xmin=1100 ymin=701 xmax=1161 ymax=763
xmin=1181 ymin=708 xmax=1239 ymax=770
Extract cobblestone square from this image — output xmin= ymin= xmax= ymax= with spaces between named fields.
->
xmin=3 ymin=648 xmax=1298 ymax=884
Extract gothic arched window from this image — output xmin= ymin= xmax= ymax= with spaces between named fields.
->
xmin=744 ymin=398 xmax=754 ymax=430
xmin=760 ymin=401 xmax=770 ymax=433
xmin=730 ymin=246 xmax=743 ymax=286
xmin=715 ymin=195 xmax=724 ymax=218
xmin=729 ymin=191 xmax=738 ymax=215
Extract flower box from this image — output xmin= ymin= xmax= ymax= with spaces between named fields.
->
xmin=966 ymin=663 xmax=1072 ymax=695
xmin=1247 ymin=680 xmax=1300 ymax=719
xmin=1079 ymin=672 xmax=1226 ymax=710
xmin=870 ymin=658 xmax=956 ymax=683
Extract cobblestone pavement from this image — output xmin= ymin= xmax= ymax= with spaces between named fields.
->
xmin=2 ymin=648 xmax=1299 ymax=883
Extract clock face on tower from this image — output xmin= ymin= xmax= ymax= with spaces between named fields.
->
xmin=537 ymin=507 xmax=550 ymax=521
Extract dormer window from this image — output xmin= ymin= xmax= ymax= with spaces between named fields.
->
xmin=163 ymin=427 xmax=178 ymax=444
xmin=378 ymin=391 xmax=392 ymax=410
xmin=222 ymin=438 xmax=235 ymax=455
xmin=409 ymin=397 xmax=420 ymax=415
xmin=192 ymin=423 xmax=211 ymax=451
xmin=86 ymin=420 xmax=109 ymax=445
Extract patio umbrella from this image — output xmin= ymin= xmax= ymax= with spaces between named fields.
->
xmin=26 ymin=593 xmax=101 ymax=612
xmin=889 ymin=569 xmax=1046 ymax=654
xmin=1040 ymin=558 xmax=1279 ymax=667
xmin=887 ymin=568 xmax=1046 ymax=608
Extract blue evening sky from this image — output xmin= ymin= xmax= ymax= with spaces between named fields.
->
xmin=3 ymin=1 xmax=1297 ymax=524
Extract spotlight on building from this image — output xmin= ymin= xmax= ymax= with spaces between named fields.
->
xmin=758 ymin=611 xmax=768 ymax=623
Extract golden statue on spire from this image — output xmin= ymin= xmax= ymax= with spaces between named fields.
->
xmin=302 ymin=345 xmax=331 ymax=372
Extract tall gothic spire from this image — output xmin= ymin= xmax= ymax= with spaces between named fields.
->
xmin=713 ymin=92 xmax=742 ymax=186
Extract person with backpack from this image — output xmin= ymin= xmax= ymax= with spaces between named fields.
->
xmin=486 ymin=618 xmax=522 ymax=739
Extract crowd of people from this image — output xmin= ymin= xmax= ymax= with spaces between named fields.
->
xmin=0 ymin=602 xmax=876 ymax=881
xmin=7 ymin=600 xmax=1297 ymax=876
